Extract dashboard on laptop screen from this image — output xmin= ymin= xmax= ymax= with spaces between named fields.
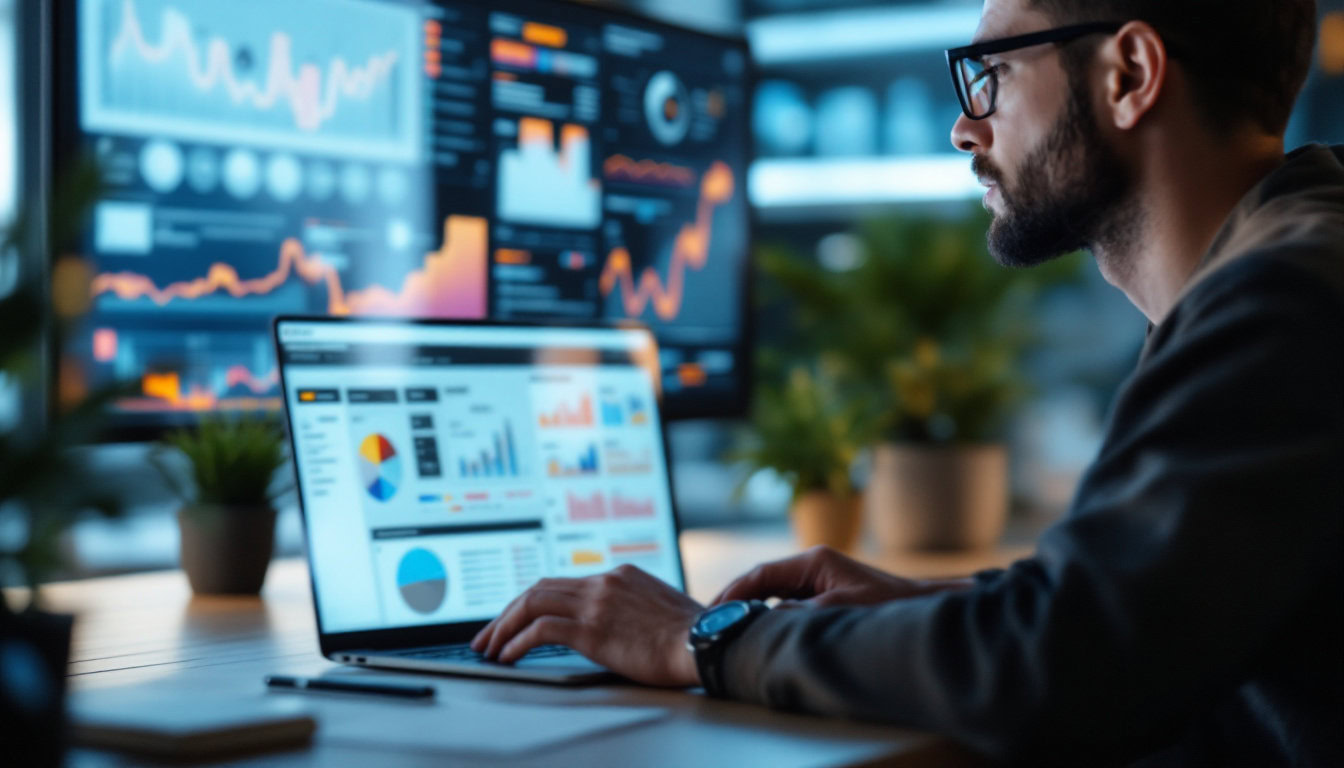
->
xmin=276 ymin=319 xmax=683 ymax=635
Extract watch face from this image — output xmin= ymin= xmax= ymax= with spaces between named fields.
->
xmin=696 ymin=601 xmax=750 ymax=637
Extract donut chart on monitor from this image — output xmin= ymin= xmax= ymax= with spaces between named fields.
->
xmin=644 ymin=70 xmax=691 ymax=146
xmin=358 ymin=433 xmax=402 ymax=502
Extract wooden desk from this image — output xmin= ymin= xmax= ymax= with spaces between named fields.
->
xmin=44 ymin=524 xmax=1028 ymax=767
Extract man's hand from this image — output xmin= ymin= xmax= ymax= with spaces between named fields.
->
xmin=712 ymin=546 xmax=973 ymax=607
xmin=470 ymin=564 xmax=704 ymax=687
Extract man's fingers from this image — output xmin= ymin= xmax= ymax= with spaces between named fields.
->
xmin=712 ymin=554 xmax=817 ymax=605
xmin=472 ymin=578 xmax=580 ymax=651
xmin=472 ymin=614 xmax=505 ymax=651
xmin=472 ymin=587 xmax=532 ymax=650
xmin=711 ymin=576 xmax=753 ymax=605
xmin=713 ymin=565 xmax=782 ymax=604
xmin=483 ymin=589 xmax=581 ymax=659
xmin=498 ymin=616 xmax=582 ymax=664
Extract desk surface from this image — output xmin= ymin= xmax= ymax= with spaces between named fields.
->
xmin=44 ymin=523 xmax=1032 ymax=767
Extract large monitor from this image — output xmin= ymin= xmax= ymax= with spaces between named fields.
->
xmin=50 ymin=0 xmax=752 ymax=437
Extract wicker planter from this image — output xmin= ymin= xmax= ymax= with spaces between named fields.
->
xmin=177 ymin=505 xmax=277 ymax=595
xmin=790 ymin=491 xmax=862 ymax=552
xmin=866 ymin=443 xmax=1008 ymax=551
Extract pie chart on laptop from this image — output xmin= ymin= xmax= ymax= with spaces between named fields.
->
xmin=358 ymin=433 xmax=402 ymax=502
xmin=397 ymin=548 xmax=447 ymax=614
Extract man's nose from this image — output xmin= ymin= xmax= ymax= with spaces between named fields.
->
xmin=950 ymin=111 xmax=988 ymax=153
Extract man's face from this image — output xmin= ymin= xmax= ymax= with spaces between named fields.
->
xmin=951 ymin=0 xmax=1134 ymax=267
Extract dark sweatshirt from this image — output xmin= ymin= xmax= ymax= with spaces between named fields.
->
xmin=721 ymin=144 xmax=1344 ymax=766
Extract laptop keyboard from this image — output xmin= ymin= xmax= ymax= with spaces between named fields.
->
xmin=389 ymin=643 xmax=578 ymax=663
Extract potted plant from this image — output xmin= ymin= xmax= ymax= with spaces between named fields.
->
xmin=152 ymin=417 xmax=289 ymax=595
xmin=758 ymin=208 xmax=1081 ymax=551
xmin=1 ymin=162 xmax=124 ymax=764
xmin=734 ymin=365 xmax=864 ymax=552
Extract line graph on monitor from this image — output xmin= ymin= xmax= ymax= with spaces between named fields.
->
xmin=82 ymin=323 xmax=284 ymax=413
xmin=78 ymin=0 xmax=422 ymax=160
xmin=599 ymin=161 xmax=734 ymax=322
xmin=603 ymin=155 xmax=695 ymax=188
xmin=136 ymin=364 xmax=280 ymax=411
xmin=224 ymin=365 xmax=279 ymax=395
xmin=90 ymin=215 xmax=489 ymax=318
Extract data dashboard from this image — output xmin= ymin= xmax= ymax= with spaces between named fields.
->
xmin=52 ymin=0 xmax=751 ymax=433
xmin=276 ymin=320 xmax=683 ymax=634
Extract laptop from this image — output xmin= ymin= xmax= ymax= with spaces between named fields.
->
xmin=273 ymin=316 xmax=687 ymax=683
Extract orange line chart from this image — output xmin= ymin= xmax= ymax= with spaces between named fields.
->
xmin=141 ymin=371 xmax=193 ymax=405
xmin=225 ymin=365 xmax=279 ymax=394
xmin=90 ymin=215 xmax=488 ymax=319
xmin=137 ymin=369 xmax=281 ymax=411
xmin=598 ymin=161 xmax=734 ymax=321
xmin=603 ymin=155 xmax=695 ymax=187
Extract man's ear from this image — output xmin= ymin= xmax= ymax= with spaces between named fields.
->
xmin=1101 ymin=20 xmax=1168 ymax=131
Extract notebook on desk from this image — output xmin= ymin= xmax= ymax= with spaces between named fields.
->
xmin=71 ymin=692 xmax=316 ymax=760
xmin=274 ymin=318 xmax=688 ymax=683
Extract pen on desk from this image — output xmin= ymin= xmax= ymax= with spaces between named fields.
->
xmin=265 ymin=675 xmax=436 ymax=700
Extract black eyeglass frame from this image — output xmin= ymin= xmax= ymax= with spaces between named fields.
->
xmin=946 ymin=21 xmax=1126 ymax=120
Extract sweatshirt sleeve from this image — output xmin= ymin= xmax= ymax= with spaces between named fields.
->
xmin=719 ymin=255 xmax=1344 ymax=763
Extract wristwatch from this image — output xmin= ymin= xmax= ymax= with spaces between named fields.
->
xmin=687 ymin=600 xmax=769 ymax=697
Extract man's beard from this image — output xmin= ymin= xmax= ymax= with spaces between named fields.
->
xmin=976 ymin=75 xmax=1136 ymax=268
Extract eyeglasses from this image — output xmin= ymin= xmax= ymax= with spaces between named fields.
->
xmin=946 ymin=22 xmax=1125 ymax=120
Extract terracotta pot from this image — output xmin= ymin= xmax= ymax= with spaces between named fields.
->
xmin=865 ymin=443 xmax=1008 ymax=551
xmin=177 ymin=505 xmax=277 ymax=595
xmin=790 ymin=491 xmax=862 ymax=552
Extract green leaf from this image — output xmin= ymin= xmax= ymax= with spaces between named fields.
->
xmin=732 ymin=365 xmax=862 ymax=501
xmin=753 ymin=205 xmax=1085 ymax=446
xmin=156 ymin=416 xmax=289 ymax=507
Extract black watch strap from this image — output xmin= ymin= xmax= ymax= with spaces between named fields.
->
xmin=691 ymin=600 xmax=769 ymax=698
xmin=697 ymin=646 xmax=726 ymax=697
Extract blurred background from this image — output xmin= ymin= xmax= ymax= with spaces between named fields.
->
xmin=1 ymin=0 xmax=1341 ymax=578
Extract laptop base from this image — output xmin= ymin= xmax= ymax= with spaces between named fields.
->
xmin=332 ymin=646 xmax=615 ymax=685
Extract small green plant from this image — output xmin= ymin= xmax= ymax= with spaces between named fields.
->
xmin=152 ymin=417 xmax=290 ymax=510
xmin=733 ymin=365 xmax=863 ymax=503
xmin=757 ymin=207 xmax=1082 ymax=445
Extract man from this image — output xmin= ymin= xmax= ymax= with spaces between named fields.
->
xmin=473 ymin=0 xmax=1343 ymax=763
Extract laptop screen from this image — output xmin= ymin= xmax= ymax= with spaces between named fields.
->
xmin=275 ymin=318 xmax=683 ymax=635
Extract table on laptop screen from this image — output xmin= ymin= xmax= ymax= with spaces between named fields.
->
xmin=276 ymin=320 xmax=682 ymax=635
